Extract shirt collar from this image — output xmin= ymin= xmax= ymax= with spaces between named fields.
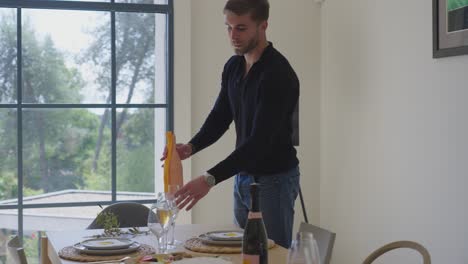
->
xmin=256 ymin=41 xmax=274 ymax=64
xmin=236 ymin=42 xmax=274 ymax=73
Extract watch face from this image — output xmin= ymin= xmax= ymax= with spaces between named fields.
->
xmin=206 ymin=175 xmax=215 ymax=186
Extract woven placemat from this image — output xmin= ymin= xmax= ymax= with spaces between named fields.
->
xmin=58 ymin=244 xmax=154 ymax=262
xmin=184 ymin=238 xmax=275 ymax=254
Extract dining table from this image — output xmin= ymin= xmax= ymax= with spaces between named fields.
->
xmin=46 ymin=224 xmax=289 ymax=264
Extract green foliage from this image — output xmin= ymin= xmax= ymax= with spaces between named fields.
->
xmin=83 ymin=169 xmax=110 ymax=192
xmin=23 ymin=187 xmax=44 ymax=197
xmin=79 ymin=11 xmax=155 ymax=98
xmin=82 ymin=138 xmax=111 ymax=191
xmin=117 ymin=143 xmax=155 ymax=192
xmin=92 ymin=209 xmax=148 ymax=238
xmin=23 ymin=233 xmax=39 ymax=264
xmin=121 ymin=109 xmax=155 ymax=147
xmin=0 ymin=10 xmax=18 ymax=103
xmin=17 ymin=18 xmax=88 ymax=193
xmin=93 ymin=210 xmax=147 ymax=238
xmin=117 ymin=109 xmax=155 ymax=192
xmin=96 ymin=211 xmax=121 ymax=236
xmin=0 ymin=172 xmax=17 ymax=199
xmin=447 ymin=0 xmax=468 ymax=11
xmin=22 ymin=109 xmax=100 ymax=192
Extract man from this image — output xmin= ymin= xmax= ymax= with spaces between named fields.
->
xmin=170 ymin=0 xmax=300 ymax=248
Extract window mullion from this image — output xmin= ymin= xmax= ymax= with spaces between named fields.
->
xmin=111 ymin=10 xmax=117 ymax=202
xmin=0 ymin=1 xmax=169 ymax=14
xmin=16 ymin=7 xmax=24 ymax=241
xmin=167 ymin=0 xmax=174 ymax=131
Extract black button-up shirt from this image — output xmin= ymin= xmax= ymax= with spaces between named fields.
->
xmin=189 ymin=43 xmax=299 ymax=184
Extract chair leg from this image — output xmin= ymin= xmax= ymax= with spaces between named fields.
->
xmin=40 ymin=236 xmax=51 ymax=264
xmin=298 ymin=185 xmax=309 ymax=224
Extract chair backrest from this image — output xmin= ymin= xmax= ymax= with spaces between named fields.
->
xmin=40 ymin=236 xmax=51 ymax=264
xmin=87 ymin=202 xmax=150 ymax=229
xmin=362 ymin=240 xmax=431 ymax=264
xmin=7 ymin=236 xmax=28 ymax=264
xmin=299 ymin=222 xmax=336 ymax=264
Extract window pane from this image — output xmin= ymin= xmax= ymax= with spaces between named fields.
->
xmin=48 ymin=0 xmax=110 ymax=2
xmin=22 ymin=10 xmax=110 ymax=104
xmin=117 ymin=108 xmax=165 ymax=200
xmin=116 ymin=12 xmax=167 ymax=104
xmin=22 ymin=108 xmax=111 ymax=202
xmin=1 ymin=229 xmax=19 ymax=264
xmin=24 ymin=207 xmax=99 ymax=232
xmin=116 ymin=0 xmax=168 ymax=4
xmin=0 ymin=217 xmax=17 ymax=239
xmin=0 ymin=8 xmax=17 ymax=104
xmin=22 ymin=231 xmax=40 ymax=264
xmin=0 ymin=109 xmax=17 ymax=203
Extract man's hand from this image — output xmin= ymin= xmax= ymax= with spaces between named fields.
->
xmin=160 ymin=143 xmax=193 ymax=161
xmin=174 ymin=175 xmax=212 ymax=211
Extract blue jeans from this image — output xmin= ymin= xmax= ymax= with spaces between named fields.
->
xmin=233 ymin=166 xmax=300 ymax=248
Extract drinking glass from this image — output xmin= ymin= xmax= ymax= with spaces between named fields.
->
xmin=166 ymin=185 xmax=181 ymax=248
xmin=148 ymin=193 xmax=172 ymax=253
xmin=287 ymin=231 xmax=321 ymax=264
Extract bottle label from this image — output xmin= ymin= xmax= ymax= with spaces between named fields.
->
xmin=242 ymin=254 xmax=259 ymax=264
xmin=248 ymin=212 xmax=262 ymax=219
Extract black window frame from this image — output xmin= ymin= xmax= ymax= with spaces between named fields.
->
xmin=0 ymin=0 xmax=174 ymax=238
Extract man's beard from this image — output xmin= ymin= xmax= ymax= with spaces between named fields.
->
xmin=234 ymin=35 xmax=259 ymax=55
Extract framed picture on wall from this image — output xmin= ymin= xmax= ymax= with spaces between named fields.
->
xmin=433 ymin=0 xmax=468 ymax=58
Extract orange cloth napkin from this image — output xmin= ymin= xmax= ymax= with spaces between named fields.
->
xmin=163 ymin=131 xmax=183 ymax=193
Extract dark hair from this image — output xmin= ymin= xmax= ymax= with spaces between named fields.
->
xmin=223 ymin=0 xmax=269 ymax=22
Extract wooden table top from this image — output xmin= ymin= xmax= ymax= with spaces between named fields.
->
xmin=46 ymin=224 xmax=288 ymax=264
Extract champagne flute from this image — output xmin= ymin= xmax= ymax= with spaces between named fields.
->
xmin=148 ymin=193 xmax=172 ymax=253
xmin=166 ymin=185 xmax=181 ymax=248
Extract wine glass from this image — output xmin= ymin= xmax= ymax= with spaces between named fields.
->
xmin=148 ymin=193 xmax=173 ymax=253
xmin=166 ymin=185 xmax=181 ymax=248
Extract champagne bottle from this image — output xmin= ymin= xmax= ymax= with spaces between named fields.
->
xmin=242 ymin=183 xmax=268 ymax=264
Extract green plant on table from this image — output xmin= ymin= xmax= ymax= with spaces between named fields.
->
xmin=92 ymin=209 xmax=148 ymax=238
xmin=96 ymin=210 xmax=121 ymax=237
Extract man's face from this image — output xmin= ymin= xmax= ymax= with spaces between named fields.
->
xmin=224 ymin=11 xmax=265 ymax=55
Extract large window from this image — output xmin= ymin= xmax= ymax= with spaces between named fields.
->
xmin=0 ymin=0 xmax=173 ymax=260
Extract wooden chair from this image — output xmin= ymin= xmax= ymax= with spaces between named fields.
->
xmin=87 ymin=202 xmax=150 ymax=229
xmin=362 ymin=240 xmax=431 ymax=264
xmin=40 ymin=236 xmax=51 ymax=264
xmin=299 ymin=222 xmax=336 ymax=264
xmin=7 ymin=236 xmax=27 ymax=264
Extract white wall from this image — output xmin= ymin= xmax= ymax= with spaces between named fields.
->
xmin=176 ymin=0 xmax=468 ymax=262
xmin=173 ymin=0 xmax=192 ymax=224
xmin=321 ymin=0 xmax=468 ymax=263
xmin=174 ymin=0 xmax=322 ymax=231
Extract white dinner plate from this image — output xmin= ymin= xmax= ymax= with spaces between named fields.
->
xmin=198 ymin=234 xmax=242 ymax=246
xmin=73 ymin=241 xmax=140 ymax=255
xmin=80 ymin=238 xmax=134 ymax=250
xmin=205 ymin=230 xmax=243 ymax=241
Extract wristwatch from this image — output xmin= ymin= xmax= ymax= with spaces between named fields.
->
xmin=204 ymin=173 xmax=216 ymax=187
